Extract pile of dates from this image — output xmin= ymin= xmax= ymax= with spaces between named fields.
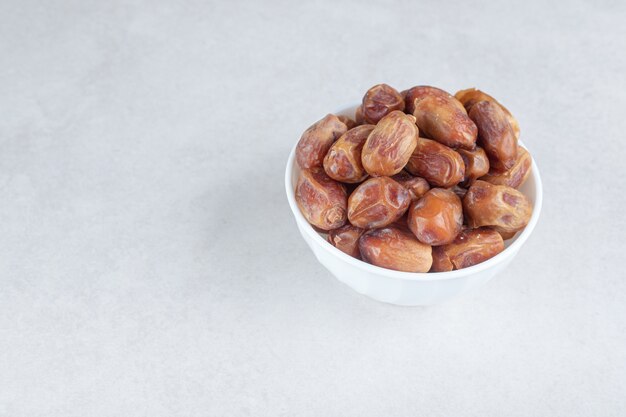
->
xmin=295 ymin=84 xmax=533 ymax=273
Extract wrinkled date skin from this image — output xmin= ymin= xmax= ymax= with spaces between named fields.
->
xmin=458 ymin=147 xmax=490 ymax=186
xmin=469 ymin=101 xmax=518 ymax=172
xmin=404 ymin=86 xmax=466 ymax=114
xmin=296 ymin=114 xmax=349 ymax=169
xmin=407 ymin=188 xmax=463 ymax=246
xmin=391 ymin=171 xmax=430 ymax=201
xmin=328 ymin=224 xmax=365 ymax=259
xmin=348 ymin=176 xmax=410 ymax=229
xmin=404 ymin=86 xmax=477 ymax=149
xmin=480 ymin=146 xmax=532 ymax=189
xmin=324 ymin=125 xmax=375 ymax=183
xmin=405 ymin=138 xmax=465 ymax=187
xmin=362 ymin=84 xmax=405 ymax=124
xmin=359 ymin=226 xmax=433 ymax=272
xmin=295 ymin=167 xmax=347 ymax=230
xmin=463 ymin=180 xmax=532 ymax=234
xmin=431 ymin=227 xmax=504 ymax=272
xmin=455 ymin=88 xmax=520 ymax=139
xmin=337 ymin=115 xmax=356 ymax=130
xmin=361 ymin=111 xmax=418 ymax=177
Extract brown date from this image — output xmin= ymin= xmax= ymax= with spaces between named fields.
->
xmin=359 ymin=226 xmax=433 ymax=273
xmin=323 ymin=125 xmax=375 ymax=183
xmin=361 ymin=110 xmax=418 ymax=177
xmin=404 ymin=85 xmax=466 ymax=114
xmin=405 ymin=138 xmax=465 ymax=187
xmin=354 ymin=105 xmax=365 ymax=125
xmin=463 ymin=180 xmax=532 ymax=234
xmin=296 ymin=114 xmax=349 ymax=169
xmin=347 ymin=176 xmax=410 ymax=229
xmin=430 ymin=247 xmax=453 ymax=272
xmin=404 ymin=86 xmax=477 ymax=149
xmin=391 ymin=171 xmax=430 ymax=201
xmin=469 ymin=101 xmax=518 ymax=172
xmin=362 ymin=84 xmax=405 ymax=124
xmin=295 ymin=167 xmax=347 ymax=230
xmin=328 ymin=224 xmax=364 ymax=259
xmin=455 ymin=88 xmax=520 ymax=139
xmin=399 ymin=89 xmax=408 ymax=104
xmin=431 ymin=227 xmax=504 ymax=272
xmin=480 ymin=146 xmax=532 ymax=189
xmin=498 ymin=230 xmax=517 ymax=240
xmin=448 ymin=184 xmax=468 ymax=200
xmin=407 ymin=188 xmax=463 ymax=246
xmin=336 ymin=115 xmax=356 ymax=130
xmin=458 ymin=147 xmax=490 ymax=186
xmin=390 ymin=212 xmax=412 ymax=232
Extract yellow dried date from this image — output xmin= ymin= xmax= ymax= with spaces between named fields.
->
xmin=407 ymin=188 xmax=463 ymax=246
xmin=405 ymin=86 xmax=477 ymax=149
xmin=405 ymin=138 xmax=465 ymax=187
xmin=431 ymin=227 xmax=504 ymax=272
xmin=359 ymin=226 xmax=433 ymax=272
xmin=328 ymin=224 xmax=365 ymax=259
xmin=469 ymin=101 xmax=518 ymax=172
xmin=455 ymin=88 xmax=520 ymax=139
xmin=391 ymin=171 xmax=430 ymax=201
xmin=362 ymin=84 xmax=405 ymax=124
xmin=458 ymin=147 xmax=490 ymax=187
xmin=347 ymin=176 xmax=410 ymax=229
xmin=296 ymin=114 xmax=349 ymax=169
xmin=295 ymin=167 xmax=347 ymax=230
xmin=480 ymin=146 xmax=531 ymax=189
xmin=463 ymin=180 xmax=532 ymax=234
xmin=324 ymin=125 xmax=375 ymax=183
xmin=361 ymin=111 xmax=418 ymax=177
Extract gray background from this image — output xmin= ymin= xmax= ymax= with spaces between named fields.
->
xmin=1 ymin=0 xmax=625 ymax=416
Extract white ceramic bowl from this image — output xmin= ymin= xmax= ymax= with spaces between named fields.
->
xmin=285 ymin=105 xmax=543 ymax=306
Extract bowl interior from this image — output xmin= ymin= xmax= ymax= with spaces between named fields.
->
xmin=285 ymin=105 xmax=543 ymax=280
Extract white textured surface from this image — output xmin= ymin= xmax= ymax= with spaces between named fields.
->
xmin=1 ymin=1 xmax=625 ymax=416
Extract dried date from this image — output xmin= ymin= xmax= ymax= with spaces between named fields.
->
xmin=359 ymin=226 xmax=433 ymax=272
xmin=362 ymin=84 xmax=405 ymax=124
xmin=323 ymin=125 xmax=375 ymax=183
xmin=328 ymin=224 xmax=365 ymax=259
xmin=296 ymin=114 xmax=349 ymax=169
xmin=361 ymin=111 xmax=418 ymax=177
xmin=404 ymin=86 xmax=477 ymax=149
xmin=463 ymin=180 xmax=532 ymax=234
xmin=458 ymin=147 xmax=490 ymax=186
xmin=405 ymin=138 xmax=465 ymax=187
xmin=407 ymin=188 xmax=463 ymax=246
xmin=455 ymin=88 xmax=520 ymax=139
xmin=295 ymin=167 xmax=347 ymax=230
xmin=431 ymin=227 xmax=504 ymax=272
xmin=469 ymin=101 xmax=518 ymax=172
xmin=479 ymin=146 xmax=531 ymax=189
xmin=348 ymin=176 xmax=410 ymax=229
xmin=391 ymin=171 xmax=430 ymax=201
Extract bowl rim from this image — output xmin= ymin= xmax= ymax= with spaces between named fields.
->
xmin=284 ymin=105 xmax=543 ymax=281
